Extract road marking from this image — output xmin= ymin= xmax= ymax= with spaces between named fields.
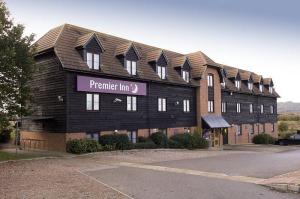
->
xmin=76 ymin=169 xmax=135 ymax=199
xmin=116 ymin=162 xmax=266 ymax=184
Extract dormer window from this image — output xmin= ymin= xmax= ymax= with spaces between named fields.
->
xmin=157 ymin=65 xmax=166 ymax=79
xmin=235 ymin=80 xmax=241 ymax=89
xmin=182 ymin=70 xmax=190 ymax=83
xmin=248 ymin=82 xmax=253 ymax=90
xmin=126 ymin=60 xmax=137 ymax=75
xmin=269 ymin=86 xmax=273 ymax=94
xmin=259 ymin=84 xmax=263 ymax=92
xmin=87 ymin=52 xmax=100 ymax=70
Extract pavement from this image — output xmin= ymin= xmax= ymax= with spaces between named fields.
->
xmin=0 ymin=146 xmax=300 ymax=198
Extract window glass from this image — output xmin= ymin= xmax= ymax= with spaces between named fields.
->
xmin=259 ymin=84 xmax=263 ymax=92
xmin=93 ymin=54 xmax=100 ymax=70
xmin=236 ymin=125 xmax=241 ymax=135
xmin=87 ymin=53 xmax=93 ymax=69
xmin=132 ymin=96 xmax=137 ymax=111
xmin=270 ymin=105 xmax=274 ymax=114
xmin=208 ymin=75 xmax=213 ymax=87
xmin=131 ymin=61 xmax=137 ymax=75
xmin=250 ymin=104 xmax=253 ymax=113
xmin=183 ymin=100 xmax=190 ymax=112
xmin=208 ymin=101 xmax=214 ymax=112
xmin=158 ymin=98 xmax=166 ymax=112
xmin=93 ymin=94 xmax=99 ymax=110
xmin=222 ymin=102 xmax=226 ymax=113
xmin=261 ymin=105 xmax=264 ymax=114
xmin=237 ymin=103 xmax=241 ymax=113
xmin=162 ymin=98 xmax=166 ymax=111
xmin=157 ymin=66 xmax=162 ymax=78
xmin=126 ymin=60 xmax=131 ymax=74
xmin=86 ymin=94 xmax=93 ymax=110
xmin=127 ymin=96 xmax=132 ymax=111
xmin=161 ymin=67 xmax=166 ymax=79
xmin=269 ymin=86 xmax=273 ymax=94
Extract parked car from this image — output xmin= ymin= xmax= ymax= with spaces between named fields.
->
xmin=277 ymin=130 xmax=300 ymax=145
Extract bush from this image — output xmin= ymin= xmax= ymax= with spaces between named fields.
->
xmin=150 ymin=132 xmax=168 ymax=147
xmin=66 ymin=139 xmax=102 ymax=154
xmin=167 ymin=139 xmax=183 ymax=149
xmin=99 ymin=134 xmax=131 ymax=150
xmin=278 ymin=122 xmax=289 ymax=133
xmin=0 ymin=129 xmax=11 ymax=143
xmin=192 ymin=133 xmax=209 ymax=149
xmin=137 ymin=136 xmax=147 ymax=143
xmin=133 ymin=140 xmax=157 ymax=149
xmin=170 ymin=133 xmax=194 ymax=149
xmin=252 ymin=134 xmax=276 ymax=144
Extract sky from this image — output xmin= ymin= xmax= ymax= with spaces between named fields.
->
xmin=5 ymin=0 xmax=300 ymax=102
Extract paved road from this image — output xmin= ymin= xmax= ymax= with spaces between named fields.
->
xmin=154 ymin=149 xmax=300 ymax=178
xmin=86 ymin=167 xmax=299 ymax=199
xmin=83 ymin=148 xmax=300 ymax=199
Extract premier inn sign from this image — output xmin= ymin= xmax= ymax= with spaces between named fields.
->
xmin=77 ymin=75 xmax=147 ymax=96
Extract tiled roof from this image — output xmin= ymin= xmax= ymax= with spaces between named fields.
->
xmin=239 ymin=69 xmax=251 ymax=81
xmin=221 ymin=65 xmax=239 ymax=78
xmin=35 ymin=25 xmax=64 ymax=53
xmin=75 ymin=32 xmax=105 ymax=51
xmin=263 ymin=78 xmax=272 ymax=85
xmin=252 ymin=73 xmax=262 ymax=83
xmin=146 ymin=49 xmax=168 ymax=63
xmin=171 ymin=56 xmax=189 ymax=68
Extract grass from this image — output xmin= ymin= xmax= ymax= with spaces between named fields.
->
xmin=0 ymin=151 xmax=43 ymax=162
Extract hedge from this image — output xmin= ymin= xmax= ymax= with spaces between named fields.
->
xmin=252 ymin=134 xmax=276 ymax=144
xmin=133 ymin=140 xmax=157 ymax=149
xmin=149 ymin=132 xmax=168 ymax=147
xmin=66 ymin=139 xmax=102 ymax=154
xmin=99 ymin=134 xmax=132 ymax=150
xmin=169 ymin=133 xmax=209 ymax=149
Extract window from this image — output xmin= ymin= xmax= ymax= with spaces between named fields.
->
xmin=86 ymin=93 xmax=99 ymax=111
xmin=221 ymin=102 xmax=226 ymax=113
xmin=270 ymin=105 xmax=274 ymax=114
xmin=260 ymin=104 xmax=264 ymax=114
xmin=259 ymin=84 xmax=263 ymax=92
xmin=249 ymin=124 xmax=254 ymax=134
xmin=236 ymin=103 xmax=241 ymax=113
xmin=248 ymin=82 xmax=253 ymax=90
xmin=269 ymin=86 xmax=273 ymax=94
xmin=126 ymin=60 xmax=137 ymax=75
xmin=86 ymin=52 xmax=100 ymax=70
xmin=127 ymin=131 xmax=137 ymax=143
xmin=236 ymin=125 xmax=241 ymax=135
xmin=208 ymin=101 xmax=214 ymax=113
xmin=157 ymin=65 xmax=166 ymax=79
xmin=271 ymin=123 xmax=275 ymax=132
xmin=127 ymin=96 xmax=137 ymax=111
xmin=207 ymin=74 xmax=213 ymax=87
xmin=158 ymin=98 xmax=166 ymax=112
xmin=235 ymin=80 xmax=241 ymax=89
xmin=86 ymin=132 xmax=99 ymax=141
xmin=249 ymin=104 xmax=253 ymax=114
xmin=183 ymin=99 xmax=190 ymax=112
xmin=221 ymin=80 xmax=226 ymax=88
xmin=182 ymin=70 xmax=190 ymax=82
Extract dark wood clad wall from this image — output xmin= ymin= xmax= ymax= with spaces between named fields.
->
xmin=221 ymin=91 xmax=277 ymax=125
xmin=66 ymin=72 xmax=196 ymax=133
xmin=22 ymin=52 xmax=66 ymax=133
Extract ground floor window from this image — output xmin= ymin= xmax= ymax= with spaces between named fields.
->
xmin=127 ymin=131 xmax=137 ymax=143
xmin=271 ymin=123 xmax=275 ymax=132
xmin=86 ymin=132 xmax=99 ymax=141
xmin=249 ymin=124 xmax=254 ymax=134
xmin=184 ymin=127 xmax=191 ymax=133
xmin=236 ymin=125 xmax=241 ymax=136
xmin=152 ymin=128 xmax=167 ymax=136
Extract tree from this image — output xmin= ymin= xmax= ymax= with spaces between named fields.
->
xmin=278 ymin=122 xmax=289 ymax=133
xmin=0 ymin=1 xmax=36 ymax=131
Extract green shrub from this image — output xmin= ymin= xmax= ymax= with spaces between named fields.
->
xmin=85 ymin=139 xmax=102 ymax=152
xmin=0 ymin=129 xmax=11 ymax=143
xmin=66 ymin=139 xmax=86 ymax=154
xmin=167 ymin=139 xmax=183 ymax=149
xmin=278 ymin=122 xmax=289 ymax=133
xmin=133 ymin=140 xmax=157 ymax=149
xmin=170 ymin=133 xmax=194 ymax=149
xmin=252 ymin=134 xmax=276 ymax=144
xmin=192 ymin=133 xmax=209 ymax=149
xmin=99 ymin=134 xmax=131 ymax=150
xmin=138 ymin=136 xmax=147 ymax=143
xmin=150 ymin=132 xmax=168 ymax=147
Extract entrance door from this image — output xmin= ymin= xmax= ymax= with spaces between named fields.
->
xmin=210 ymin=129 xmax=221 ymax=148
xmin=223 ymin=128 xmax=228 ymax=145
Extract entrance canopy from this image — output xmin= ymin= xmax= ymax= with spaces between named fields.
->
xmin=202 ymin=115 xmax=230 ymax=128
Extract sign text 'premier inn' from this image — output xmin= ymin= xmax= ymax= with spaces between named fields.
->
xmin=77 ymin=75 xmax=147 ymax=96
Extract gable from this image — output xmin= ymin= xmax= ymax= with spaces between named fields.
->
xmin=157 ymin=53 xmax=168 ymax=66
xmin=182 ymin=60 xmax=191 ymax=70
xmin=125 ymin=46 xmax=139 ymax=61
xmin=86 ymin=37 xmax=103 ymax=53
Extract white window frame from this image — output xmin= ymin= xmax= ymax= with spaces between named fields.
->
xmin=221 ymin=102 xmax=226 ymax=113
xmin=248 ymin=82 xmax=253 ymax=90
xmin=259 ymin=84 xmax=263 ymax=92
xmin=158 ymin=98 xmax=167 ymax=112
xmin=86 ymin=93 xmax=99 ymax=111
xmin=270 ymin=105 xmax=274 ymax=114
xmin=182 ymin=70 xmax=190 ymax=83
xmin=126 ymin=60 xmax=137 ymax=75
xmin=87 ymin=52 xmax=100 ymax=70
xmin=183 ymin=99 xmax=190 ymax=112
xmin=269 ymin=86 xmax=273 ymax=94
xmin=127 ymin=131 xmax=137 ymax=143
xmin=87 ymin=52 xmax=93 ymax=69
xmin=208 ymin=100 xmax=214 ymax=113
xmin=236 ymin=103 xmax=241 ymax=113
xmin=236 ymin=125 xmax=241 ymax=136
xmin=207 ymin=74 xmax=213 ymax=87
xmin=127 ymin=96 xmax=137 ymax=111
xmin=235 ymin=80 xmax=241 ymax=89
xmin=157 ymin=65 xmax=166 ymax=79
xmin=249 ymin=104 xmax=253 ymax=114
xmin=260 ymin=104 xmax=264 ymax=114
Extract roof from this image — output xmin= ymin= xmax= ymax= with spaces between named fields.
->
xmin=252 ymin=73 xmax=262 ymax=83
xmin=221 ymin=65 xmax=239 ymax=78
xmin=115 ymin=42 xmax=141 ymax=59
xmin=75 ymin=32 xmax=105 ymax=51
xmin=239 ymin=70 xmax=252 ymax=81
xmin=171 ymin=56 xmax=190 ymax=68
xmin=147 ymin=49 xmax=168 ymax=63
xmin=202 ymin=115 xmax=230 ymax=128
xmin=35 ymin=24 xmax=198 ymax=86
xmin=263 ymin=78 xmax=273 ymax=85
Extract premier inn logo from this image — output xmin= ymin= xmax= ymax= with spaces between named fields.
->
xmin=77 ymin=75 xmax=146 ymax=96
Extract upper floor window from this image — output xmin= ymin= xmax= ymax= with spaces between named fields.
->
xmin=86 ymin=93 xmax=99 ymax=111
xmin=259 ymin=84 xmax=263 ymax=92
xmin=183 ymin=99 xmax=190 ymax=112
xmin=249 ymin=104 xmax=253 ymax=114
xmin=269 ymin=86 xmax=273 ymax=94
xmin=236 ymin=103 xmax=241 ymax=113
xmin=87 ymin=52 xmax=100 ymax=70
xmin=182 ymin=70 xmax=190 ymax=83
xmin=207 ymin=74 xmax=213 ymax=87
xmin=208 ymin=101 xmax=214 ymax=113
xmin=158 ymin=98 xmax=167 ymax=112
xmin=126 ymin=60 xmax=137 ymax=75
xmin=248 ymin=82 xmax=253 ymax=90
xmin=221 ymin=102 xmax=226 ymax=113
xmin=235 ymin=80 xmax=241 ymax=89
xmin=157 ymin=65 xmax=166 ymax=79
xmin=127 ymin=96 xmax=137 ymax=111
xmin=270 ymin=105 xmax=274 ymax=114
xmin=221 ymin=80 xmax=226 ymax=88
xmin=260 ymin=104 xmax=264 ymax=114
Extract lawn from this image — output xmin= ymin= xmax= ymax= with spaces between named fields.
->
xmin=0 ymin=151 xmax=41 ymax=162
